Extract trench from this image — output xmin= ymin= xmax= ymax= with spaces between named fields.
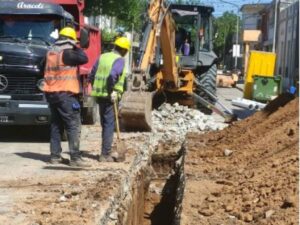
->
xmin=97 ymin=133 xmax=187 ymax=225
xmin=142 ymin=145 xmax=185 ymax=225
xmin=115 ymin=141 xmax=186 ymax=225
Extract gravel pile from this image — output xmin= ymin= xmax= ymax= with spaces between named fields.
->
xmin=152 ymin=103 xmax=227 ymax=140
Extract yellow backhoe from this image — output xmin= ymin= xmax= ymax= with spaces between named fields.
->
xmin=120 ymin=0 xmax=235 ymax=131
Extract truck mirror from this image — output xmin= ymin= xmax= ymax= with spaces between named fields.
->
xmin=80 ymin=28 xmax=89 ymax=48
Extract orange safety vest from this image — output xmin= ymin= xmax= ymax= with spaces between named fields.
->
xmin=43 ymin=50 xmax=79 ymax=94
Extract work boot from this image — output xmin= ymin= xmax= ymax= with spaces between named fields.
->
xmin=98 ymin=154 xmax=114 ymax=162
xmin=111 ymin=151 xmax=126 ymax=162
xmin=69 ymin=157 xmax=91 ymax=167
xmin=49 ymin=157 xmax=69 ymax=165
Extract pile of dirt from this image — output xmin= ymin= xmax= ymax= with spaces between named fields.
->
xmin=182 ymin=94 xmax=299 ymax=224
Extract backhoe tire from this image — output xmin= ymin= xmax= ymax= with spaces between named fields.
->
xmin=195 ymin=64 xmax=217 ymax=114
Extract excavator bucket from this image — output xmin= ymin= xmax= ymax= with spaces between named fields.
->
xmin=119 ymin=91 xmax=153 ymax=131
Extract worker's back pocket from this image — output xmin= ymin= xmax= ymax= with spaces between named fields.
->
xmin=60 ymin=96 xmax=81 ymax=115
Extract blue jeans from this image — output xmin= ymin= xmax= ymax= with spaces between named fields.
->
xmin=48 ymin=95 xmax=81 ymax=160
xmin=97 ymin=99 xmax=115 ymax=155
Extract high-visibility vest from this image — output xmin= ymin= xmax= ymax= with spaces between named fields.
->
xmin=91 ymin=52 xmax=126 ymax=98
xmin=43 ymin=50 xmax=79 ymax=94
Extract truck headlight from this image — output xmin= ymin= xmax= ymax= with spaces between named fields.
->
xmin=37 ymin=79 xmax=45 ymax=91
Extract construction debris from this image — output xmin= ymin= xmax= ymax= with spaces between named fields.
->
xmin=232 ymin=97 xmax=267 ymax=110
xmin=216 ymin=73 xmax=239 ymax=88
xmin=152 ymin=103 xmax=228 ymax=141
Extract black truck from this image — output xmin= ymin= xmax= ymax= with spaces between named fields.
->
xmin=0 ymin=1 xmax=100 ymax=126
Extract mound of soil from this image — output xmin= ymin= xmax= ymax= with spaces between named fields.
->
xmin=182 ymin=95 xmax=299 ymax=224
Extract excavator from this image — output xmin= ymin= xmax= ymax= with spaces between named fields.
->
xmin=120 ymin=0 xmax=235 ymax=131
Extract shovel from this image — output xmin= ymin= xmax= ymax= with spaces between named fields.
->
xmin=112 ymin=100 xmax=127 ymax=162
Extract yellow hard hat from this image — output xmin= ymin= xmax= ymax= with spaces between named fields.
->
xmin=114 ymin=37 xmax=131 ymax=51
xmin=59 ymin=27 xmax=77 ymax=41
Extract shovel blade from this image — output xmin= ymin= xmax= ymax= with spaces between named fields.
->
xmin=112 ymin=140 xmax=127 ymax=162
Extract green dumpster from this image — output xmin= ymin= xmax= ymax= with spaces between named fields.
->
xmin=252 ymin=75 xmax=282 ymax=102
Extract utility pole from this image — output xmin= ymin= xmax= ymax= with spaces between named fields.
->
xmin=223 ymin=28 xmax=227 ymax=67
xmin=272 ymin=0 xmax=279 ymax=52
xmin=219 ymin=0 xmax=240 ymax=70
xmin=235 ymin=9 xmax=239 ymax=69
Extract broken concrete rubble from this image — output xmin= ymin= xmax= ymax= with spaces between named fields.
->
xmin=152 ymin=103 xmax=228 ymax=141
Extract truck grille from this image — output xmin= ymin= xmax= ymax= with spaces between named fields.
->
xmin=3 ymin=55 xmax=32 ymax=65
xmin=0 ymin=76 xmax=39 ymax=94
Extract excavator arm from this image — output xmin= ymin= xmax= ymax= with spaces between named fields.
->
xmin=149 ymin=0 xmax=178 ymax=87
xmin=136 ymin=0 xmax=179 ymax=89
xmin=119 ymin=0 xmax=236 ymax=131
xmin=120 ymin=0 xmax=181 ymax=131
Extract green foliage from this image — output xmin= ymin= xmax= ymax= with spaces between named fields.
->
xmin=213 ymin=11 xmax=240 ymax=63
xmin=101 ymin=29 xmax=117 ymax=42
xmin=118 ymin=0 xmax=147 ymax=30
xmin=84 ymin=0 xmax=147 ymax=31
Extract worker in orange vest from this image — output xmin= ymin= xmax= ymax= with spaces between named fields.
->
xmin=43 ymin=27 xmax=89 ymax=167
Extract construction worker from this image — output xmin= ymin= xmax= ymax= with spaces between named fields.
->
xmin=90 ymin=37 xmax=130 ymax=162
xmin=43 ymin=27 xmax=89 ymax=167
xmin=183 ymin=38 xmax=190 ymax=56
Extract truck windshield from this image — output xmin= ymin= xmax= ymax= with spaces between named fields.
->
xmin=0 ymin=16 xmax=60 ymax=45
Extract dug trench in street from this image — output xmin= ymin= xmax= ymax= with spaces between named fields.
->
xmin=0 ymin=86 xmax=251 ymax=225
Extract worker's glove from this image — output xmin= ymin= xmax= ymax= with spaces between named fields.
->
xmin=111 ymin=91 xmax=118 ymax=102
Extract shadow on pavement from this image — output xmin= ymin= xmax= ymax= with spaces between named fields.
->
xmin=80 ymin=151 xmax=98 ymax=160
xmin=43 ymin=166 xmax=85 ymax=171
xmin=15 ymin=152 xmax=50 ymax=163
xmin=0 ymin=126 xmax=50 ymax=142
xmin=63 ymin=150 xmax=98 ymax=161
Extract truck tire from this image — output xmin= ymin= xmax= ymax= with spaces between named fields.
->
xmin=195 ymin=64 xmax=217 ymax=114
xmin=82 ymin=104 xmax=98 ymax=125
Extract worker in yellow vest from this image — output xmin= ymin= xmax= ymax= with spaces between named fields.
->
xmin=90 ymin=37 xmax=130 ymax=162
xmin=44 ymin=27 xmax=89 ymax=167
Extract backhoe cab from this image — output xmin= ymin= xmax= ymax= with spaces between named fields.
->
xmin=172 ymin=4 xmax=216 ymax=69
xmin=120 ymin=0 xmax=233 ymax=131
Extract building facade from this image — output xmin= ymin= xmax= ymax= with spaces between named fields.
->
xmin=260 ymin=3 xmax=275 ymax=51
xmin=241 ymin=4 xmax=269 ymax=30
xmin=241 ymin=0 xmax=299 ymax=91
xmin=276 ymin=1 xmax=299 ymax=90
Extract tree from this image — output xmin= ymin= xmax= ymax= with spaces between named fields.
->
xmin=213 ymin=11 xmax=240 ymax=67
xmin=84 ymin=0 xmax=147 ymax=31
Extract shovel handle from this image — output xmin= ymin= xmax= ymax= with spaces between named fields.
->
xmin=113 ymin=100 xmax=120 ymax=139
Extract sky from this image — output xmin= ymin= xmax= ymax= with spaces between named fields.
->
xmin=197 ymin=0 xmax=272 ymax=16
